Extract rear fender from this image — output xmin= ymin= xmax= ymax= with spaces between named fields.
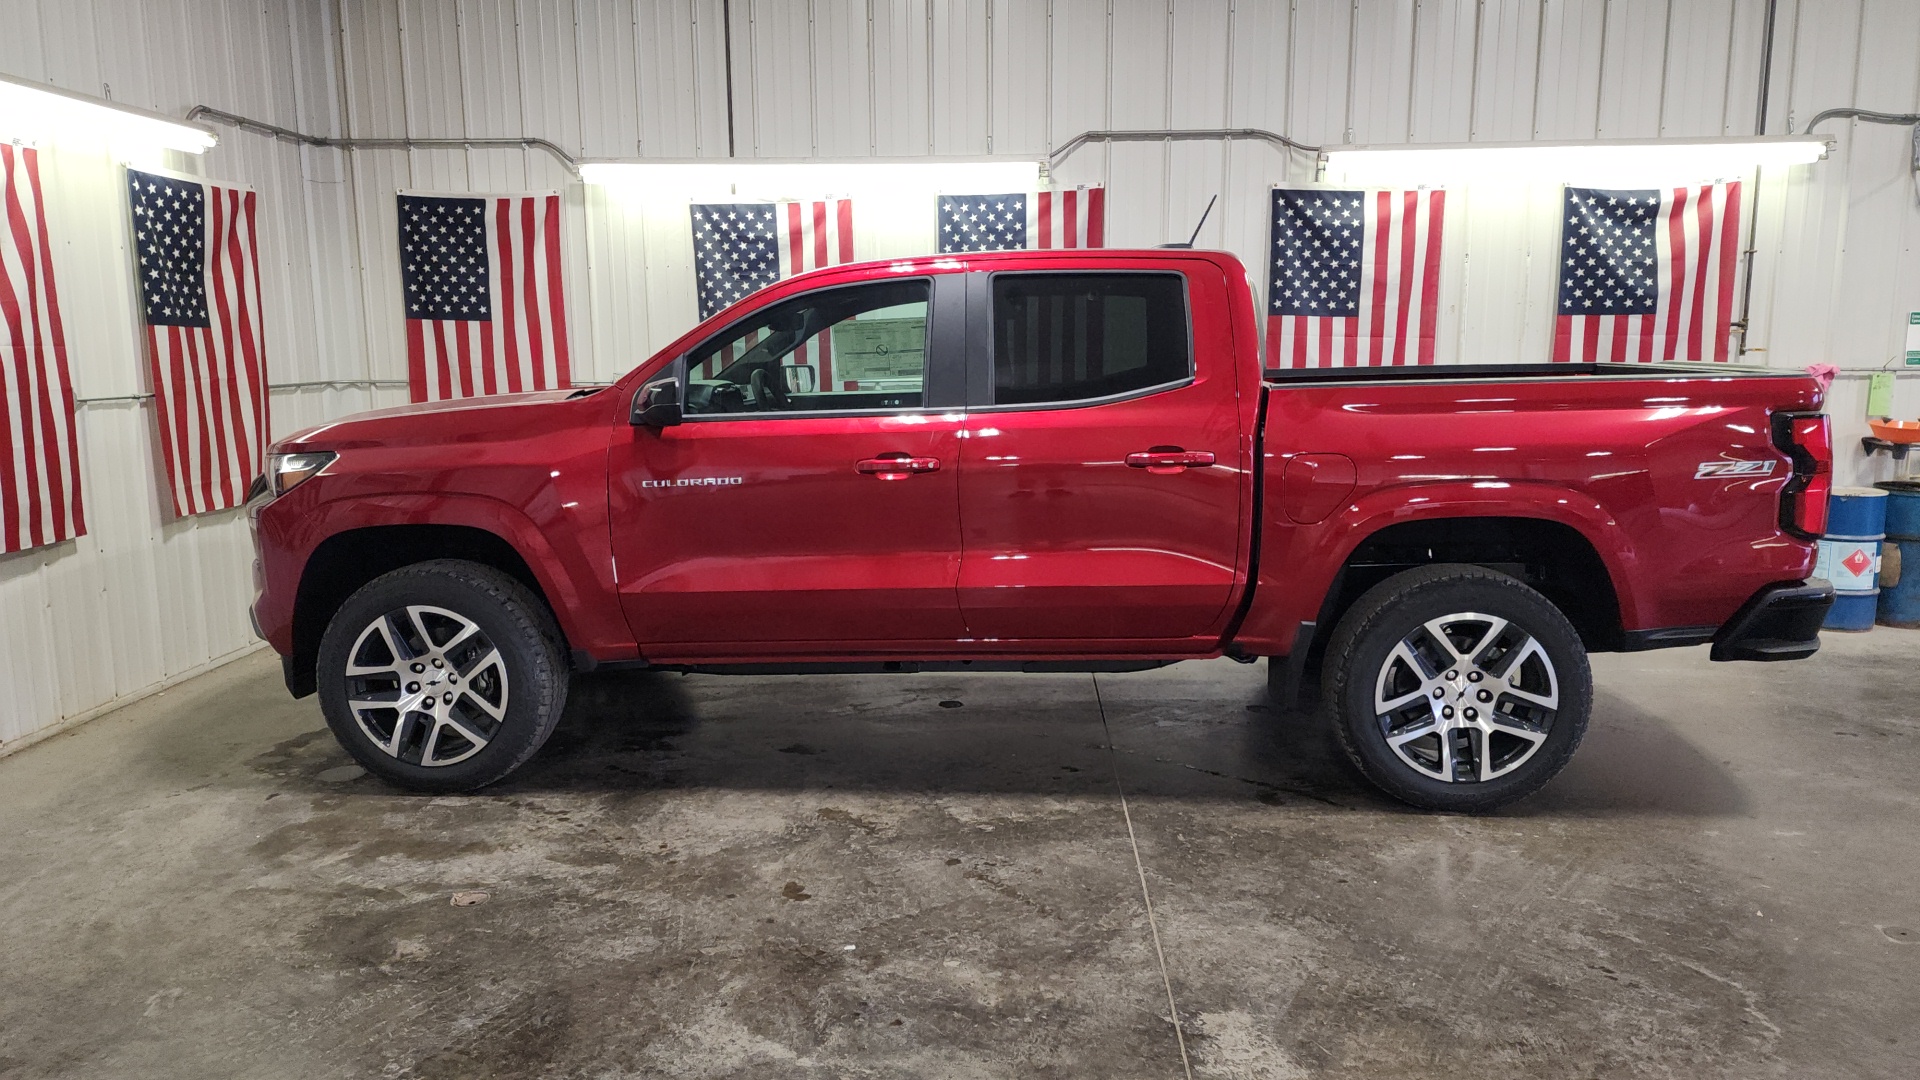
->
xmin=1236 ymin=480 xmax=1641 ymax=653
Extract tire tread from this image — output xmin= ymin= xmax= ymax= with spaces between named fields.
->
xmin=1322 ymin=564 xmax=1590 ymax=812
xmin=317 ymin=559 xmax=569 ymax=793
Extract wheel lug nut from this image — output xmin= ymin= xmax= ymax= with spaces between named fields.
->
xmin=1446 ymin=670 xmax=1458 ymax=680
xmin=1464 ymin=707 xmax=1478 ymax=720
xmin=1468 ymin=671 xmax=1483 ymax=683
xmin=411 ymin=663 xmax=424 ymax=674
xmin=432 ymin=658 xmax=444 ymax=668
xmin=407 ymin=682 xmax=420 ymax=693
xmin=1432 ymin=687 xmax=1445 ymax=698
xmin=1442 ymin=706 xmax=1454 ymax=718
xmin=442 ymin=692 xmax=453 ymax=704
xmin=1478 ymin=689 xmax=1492 ymax=702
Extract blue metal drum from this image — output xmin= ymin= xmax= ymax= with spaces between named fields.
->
xmin=1817 ymin=487 xmax=1887 ymax=632
xmin=1877 ymin=481 xmax=1920 ymax=629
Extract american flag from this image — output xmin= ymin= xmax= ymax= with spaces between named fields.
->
xmin=129 ymin=167 xmax=267 ymax=518
xmin=1 ymin=145 xmax=84 ymax=553
xmin=400 ymin=192 xmax=571 ymax=402
xmin=690 ymin=199 xmax=855 ymax=380
xmin=1552 ymin=183 xmax=1741 ymax=363
xmin=1266 ymin=187 xmax=1446 ymax=368
xmin=937 ymin=188 xmax=1105 ymax=252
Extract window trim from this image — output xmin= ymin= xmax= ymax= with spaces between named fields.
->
xmin=676 ymin=275 xmax=948 ymax=423
xmin=971 ymin=268 xmax=1198 ymax=412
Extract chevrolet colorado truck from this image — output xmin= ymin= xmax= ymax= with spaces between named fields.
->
xmin=249 ymin=248 xmax=1835 ymax=811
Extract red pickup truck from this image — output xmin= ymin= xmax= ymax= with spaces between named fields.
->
xmin=249 ymin=248 xmax=1834 ymax=811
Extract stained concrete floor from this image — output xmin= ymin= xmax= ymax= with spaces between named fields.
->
xmin=1 ymin=631 xmax=1916 ymax=1080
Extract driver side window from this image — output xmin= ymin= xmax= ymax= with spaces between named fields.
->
xmin=683 ymin=279 xmax=930 ymax=416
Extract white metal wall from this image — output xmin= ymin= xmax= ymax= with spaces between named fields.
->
xmin=325 ymin=0 xmax=1920 ymax=432
xmin=3 ymin=0 xmax=1918 ymax=749
xmin=0 ymin=0 xmax=393 ymax=750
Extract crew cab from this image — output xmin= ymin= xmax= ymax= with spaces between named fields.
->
xmin=249 ymin=249 xmax=1835 ymax=811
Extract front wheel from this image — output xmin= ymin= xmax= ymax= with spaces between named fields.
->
xmin=316 ymin=560 xmax=570 ymax=793
xmin=1323 ymin=564 xmax=1592 ymax=812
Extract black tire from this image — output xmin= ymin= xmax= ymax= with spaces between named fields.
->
xmin=1322 ymin=564 xmax=1591 ymax=812
xmin=317 ymin=560 xmax=569 ymax=793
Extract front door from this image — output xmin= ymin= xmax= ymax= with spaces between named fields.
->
xmin=608 ymin=276 xmax=969 ymax=654
xmin=955 ymin=268 xmax=1247 ymax=646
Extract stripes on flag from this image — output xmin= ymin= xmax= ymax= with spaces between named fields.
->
xmin=128 ymin=167 xmax=267 ymax=519
xmin=778 ymin=199 xmax=854 ymax=388
xmin=1032 ymin=187 xmax=1104 ymax=249
xmin=400 ymin=191 xmax=571 ymax=402
xmin=1552 ymin=182 xmax=1742 ymax=363
xmin=937 ymin=188 xmax=1106 ymax=252
xmin=690 ymin=199 xmax=857 ymax=381
xmin=778 ymin=198 xmax=854 ymax=277
xmin=0 ymin=144 xmax=84 ymax=552
xmin=1265 ymin=187 xmax=1446 ymax=369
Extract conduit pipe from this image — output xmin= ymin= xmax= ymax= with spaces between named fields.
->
xmin=183 ymin=106 xmax=580 ymax=176
xmin=1048 ymin=127 xmax=1320 ymax=171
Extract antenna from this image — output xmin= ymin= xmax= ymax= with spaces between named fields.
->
xmin=1185 ymin=194 xmax=1218 ymax=247
xmin=1159 ymin=194 xmax=1219 ymax=249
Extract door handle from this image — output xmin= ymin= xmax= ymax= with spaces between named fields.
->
xmin=1126 ymin=448 xmax=1215 ymax=474
xmin=857 ymin=454 xmax=942 ymax=479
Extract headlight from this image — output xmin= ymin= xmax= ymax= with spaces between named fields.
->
xmin=266 ymin=451 xmax=336 ymax=497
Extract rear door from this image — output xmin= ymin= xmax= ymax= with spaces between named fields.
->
xmin=607 ymin=274 xmax=970 ymax=653
xmin=954 ymin=266 xmax=1246 ymax=646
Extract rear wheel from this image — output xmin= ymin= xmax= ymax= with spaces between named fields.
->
xmin=317 ymin=560 xmax=569 ymax=793
xmin=1323 ymin=564 xmax=1591 ymax=812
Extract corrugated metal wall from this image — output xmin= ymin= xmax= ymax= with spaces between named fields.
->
xmin=3 ymin=0 xmax=1917 ymax=749
xmin=325 ymin=0 xmax=1920 ymax=434
xmin=0 ymin=0 xmax=398 ymax=750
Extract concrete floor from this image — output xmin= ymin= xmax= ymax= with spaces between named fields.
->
xmin=1 ymin=631 xmax=1916 ymax=1080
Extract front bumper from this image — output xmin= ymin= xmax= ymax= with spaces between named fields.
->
xmin=1709 ymin=578 xmax=1834 ymax=662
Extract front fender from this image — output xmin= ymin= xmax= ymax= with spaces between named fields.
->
xmin=258 ymin=488 xmax=635 ymax=663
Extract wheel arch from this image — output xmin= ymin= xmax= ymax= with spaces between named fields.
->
xmin=1321 ymin=515 xmax=1625 ymax=651
xmin=1247 ymin=478 xmax=1642 ymax=661
xmin=288 ymin=523 xmax=562 ymax=697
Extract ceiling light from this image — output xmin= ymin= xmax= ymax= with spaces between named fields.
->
xmin=1321 ymin=136 xmax=1831 ymax=187
xmin=0 ymin=72 xmax=218 ymax=154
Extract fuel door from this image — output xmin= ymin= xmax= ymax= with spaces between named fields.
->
xmin=1280 ymin=453 xmax=1358 ymax=524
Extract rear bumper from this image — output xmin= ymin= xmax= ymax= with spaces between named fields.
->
xmin=1709 ymin=578 xmax=1834 ymax=662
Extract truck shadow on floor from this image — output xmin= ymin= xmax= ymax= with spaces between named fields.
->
xmin=487 ymin=669 xmax=1747 ymax=817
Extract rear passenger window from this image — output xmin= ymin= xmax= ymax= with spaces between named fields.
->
xmin=990 ymin=273 xmax=1191 ymax=406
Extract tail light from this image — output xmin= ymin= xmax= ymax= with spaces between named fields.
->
xmin=1770 ymin=411 xmax=1831 ymax=539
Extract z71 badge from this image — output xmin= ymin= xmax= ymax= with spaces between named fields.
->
xmin=1694 ymin=459 xmax=1778 ymax=480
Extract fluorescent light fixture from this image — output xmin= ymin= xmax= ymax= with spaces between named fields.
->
xmin=580 ymin=158 xmax=1043 ymax=201
xmin=0 ymin=72 xmax=217 ymax=154
xmin=1321 ymin=136 xmax=1831 ymax=187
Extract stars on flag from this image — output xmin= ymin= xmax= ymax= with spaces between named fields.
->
xmin=1268 ymin=190 xmax=1363 ymax=318
xmin=398 ymin=196 xmax=491 ymax=321
xmin=691 ymin=203 xmax=780 ymax=319
xmin=128 ymin=172 xmax=210 ymax=327
xmin=1556 ymin=188 xmax=1658 ymax=316
xmin=938 ymin=194 xmax=1027 ymax=252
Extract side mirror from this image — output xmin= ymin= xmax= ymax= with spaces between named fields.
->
xmin=631 ymin=379 xmax=682 ymax=427
xmin=782 ymin=364 xmax=817 ymax=395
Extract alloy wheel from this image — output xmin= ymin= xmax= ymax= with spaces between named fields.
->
xmin=1372 ymin=611 xmax=1560 ymax=783
xmin=342 ymin=605 xmax=509 ymax=767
